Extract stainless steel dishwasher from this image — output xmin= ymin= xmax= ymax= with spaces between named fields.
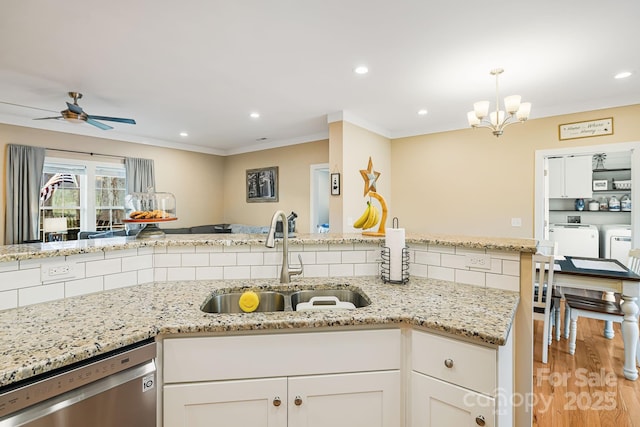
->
xmin=0 ymin=340 xmax=156 ymax=427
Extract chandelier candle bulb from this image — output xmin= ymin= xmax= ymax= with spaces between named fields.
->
xmin=517 ymin=102 xmax=532 ymax=120
xmin=504 ymin=95 xmax=521 ymax=114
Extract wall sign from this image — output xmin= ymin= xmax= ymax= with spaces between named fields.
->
xmin=559 ymin=118 xmax=613 ymax=140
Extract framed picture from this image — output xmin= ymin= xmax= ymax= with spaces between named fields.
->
xmin=246 ymin=166 xmax=279 ymax=203
xmin=331 ymin=173 xmax=340 ymax=195
xmin=593 ymin=180 xmax=608 ymax=191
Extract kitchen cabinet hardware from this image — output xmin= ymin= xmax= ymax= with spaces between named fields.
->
xmin=294 ymin=396 xmax=303 ymax=406
xmin=475 ymin=415 xmax=486 ymax=426
xmin=273 ymin=397 xmax=281 ymax=406
xmin=444 ymin=358 xmax=454 ymax=368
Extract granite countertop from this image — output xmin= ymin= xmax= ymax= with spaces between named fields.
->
xmin=0 ymin=232 xmax=537 ymax=262
xmin=0 ymin=276 xmax=519 ymax=388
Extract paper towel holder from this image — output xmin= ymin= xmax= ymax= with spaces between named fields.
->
xmin=381 ymin=245 xmax=409 ymax=284
xmin=381 ymin=218 xmax=409 ymax=284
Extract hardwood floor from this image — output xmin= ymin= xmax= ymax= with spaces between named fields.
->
xmin=533 ymin=304 xmax=640 ymax=427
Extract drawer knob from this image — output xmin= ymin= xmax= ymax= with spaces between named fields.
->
xmin=444 ymin=358 xmax=454 ymax=368
xmin=294 ymin=396 xmax=303 ymax=406
xmin=273 ymin=397 xmax=281 ymax=407
xmin=475 ymin=415 xmax=486 ymax=426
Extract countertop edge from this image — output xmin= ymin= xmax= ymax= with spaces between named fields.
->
xmin=0 ymin=232 xmax=537 ymax=262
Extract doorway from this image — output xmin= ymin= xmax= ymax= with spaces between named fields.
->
xmin=534 ymin=141 xmax=640 ymax=250
xmin=310 ymin=164 xmax=330 ymax=233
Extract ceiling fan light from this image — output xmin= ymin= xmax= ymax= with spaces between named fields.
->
xmin=516 ymin=102 xmax=532 ymax=121
xmin=473 ymin=101 xmax=490 ymax=119
xmin=504 ymin=95 xmax=521 ymax=114
xmin=467 ymin=111 xmax=480 ymax=126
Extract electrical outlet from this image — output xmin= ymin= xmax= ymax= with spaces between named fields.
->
xmin=41 ymin=261 xmax=80 ymax=282
xmin=511 ymin=217 xmax=522 ymax=227
xmin=465 ymin=254 xmax=491 ymax=270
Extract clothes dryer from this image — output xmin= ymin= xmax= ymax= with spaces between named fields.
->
xmin=600 ymin=224 xmax=631 ymax=264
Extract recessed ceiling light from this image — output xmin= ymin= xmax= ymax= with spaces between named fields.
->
xmin=354 ymin=65 xmax=369 ymax=75
xmin=614 ymin=71 xmax=632 ymax=79
xmin=417 ymin=109 xmax=428 ymax=116
xmin=250 ymin=112 xmax=260 ymax=119
xmin=179 ymin=131 xmax=188 ymax=137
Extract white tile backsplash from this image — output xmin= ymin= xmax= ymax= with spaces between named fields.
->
xmin=65 ymin=276 xmax=104 ymax=297
xmin=19 ymin=283 xmax=65 ymax=306
xmin=86 ymin=258 xmax=122 ymax=277
xmin=223 ymin=266 xmax=251 ymax=280
xmin=0 ymin=241 xmax=522 ymax=307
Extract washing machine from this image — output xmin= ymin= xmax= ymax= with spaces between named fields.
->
xmin=599 ymin=224 xmax=631 ymax=263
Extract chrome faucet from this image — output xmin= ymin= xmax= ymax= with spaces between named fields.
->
xmin=266 ymin=210 xmax=303 ymax=283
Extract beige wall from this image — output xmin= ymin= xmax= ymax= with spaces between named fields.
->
xmin=391 ymin=104 xmax=640 ymax=238
xmin=222 ymin=140 xmax=329 ymax=232
xmin=341 ymin=122 xmax=392 ymax=231
xmin=0 ymin=124 xmax=225 ymax=243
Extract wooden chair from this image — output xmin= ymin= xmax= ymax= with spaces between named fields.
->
xmin=533 ymin=253 xmax=556 ymax=364
xmin=537 ymin=240 xmax=564 ymax=343
xmin=566 ymin=248 xmax=640 ymax=358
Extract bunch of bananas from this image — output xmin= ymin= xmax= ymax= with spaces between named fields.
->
xmin=353 ymin=201 xmax=380 ymax=230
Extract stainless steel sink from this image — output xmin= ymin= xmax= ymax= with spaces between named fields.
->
xmin=201 ymin=291 xmax=286 ymax=313
xmin=201 ymin=287 xmax=370 ymax=314
xmin=290 ymin=289 xmax=370 ymax=310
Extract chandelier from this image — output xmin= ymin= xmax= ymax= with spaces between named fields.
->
xmin=467 ymin=68 xmax=531 ymax=137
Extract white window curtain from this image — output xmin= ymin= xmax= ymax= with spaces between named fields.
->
xmin=124 ymin=157 xmax=155 ymax=193
xmin=5 ymin=144 xmax=46 ymax=244
xmin=124 ymin=157 xmax=155 ymax=234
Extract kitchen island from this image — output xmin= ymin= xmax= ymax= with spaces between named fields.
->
xmin=0 ymin=232 xmax=536 ymax=426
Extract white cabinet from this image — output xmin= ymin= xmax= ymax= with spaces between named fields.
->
xmin=548 ymin=155 xmax=592 ymax=198
xmin=410 ymin=330 xmax=513 ymax=427
xmin=164 ymin=372 xmax=399 ymax=427
xmin=162 ymin=330 xmax=401 ymax=427
xmin=412 ymin=372 xmax=494 ymax=427
xmin=164 ymin=377 xmax=287 ymax=427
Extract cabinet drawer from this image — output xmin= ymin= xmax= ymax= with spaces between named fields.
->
xmin=411 ymin=330 xmax=496 ymax=396
xmin=164 ymin=329 xmax=401 ymax=383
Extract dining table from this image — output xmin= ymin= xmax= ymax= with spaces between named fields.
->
xmin=553 ymin=255 xmax=640 ymax=381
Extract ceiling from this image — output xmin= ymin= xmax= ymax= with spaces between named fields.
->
xmin=0 ymin=1 xmax=638 ymax=156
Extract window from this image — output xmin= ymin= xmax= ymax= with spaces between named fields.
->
xmin=39 ymin=159 xmax=126 ymax=241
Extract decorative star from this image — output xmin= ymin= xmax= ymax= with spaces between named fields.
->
xmin=359 ymin=157 xmax=380 ymax=196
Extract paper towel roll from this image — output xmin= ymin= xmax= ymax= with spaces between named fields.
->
xmin=386 ymin=228 xmax=405 ymax=282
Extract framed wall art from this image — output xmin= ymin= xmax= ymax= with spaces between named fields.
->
xmin=246 ymin=166 xmax=279 ymax=203
xmin=331 ymin=173 xmax=340 ymax=195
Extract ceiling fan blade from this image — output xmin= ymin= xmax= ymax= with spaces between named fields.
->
xmin=66 ymin=102 xmax=83 ymax=114
xmin=86 ymin=118 xmax=113 ymax=130
xmin=87 ymin=115 xmax=136 ymax=125
xmin=33 ymin=116 xmax=63 ymax=120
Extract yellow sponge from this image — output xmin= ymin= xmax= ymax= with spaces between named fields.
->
xmin=238 ymin=291 xmax=260 ymax=312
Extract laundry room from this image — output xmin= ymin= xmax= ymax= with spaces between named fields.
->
xmin=547 ymin=150 xmax=632 ymax=263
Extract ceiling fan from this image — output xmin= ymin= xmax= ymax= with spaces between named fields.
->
xmin=34 ymin=92 xmax=136 ymax=130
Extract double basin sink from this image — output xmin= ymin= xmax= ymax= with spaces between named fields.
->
xmin=201 ymin=286 xmax=371 ymax=313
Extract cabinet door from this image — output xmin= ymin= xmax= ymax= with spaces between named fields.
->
xmin=564 ymin=155 xmax=593 ymax=198
xmin=548 ymin=157 xmax=566 ymax=199
xmin=288 ymin=371 xmax=400 ymax=427
xmin=164 ymin=377 xmax=287 ymax=427
xmin=411 ymin=372 xmax=495 ymax=427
